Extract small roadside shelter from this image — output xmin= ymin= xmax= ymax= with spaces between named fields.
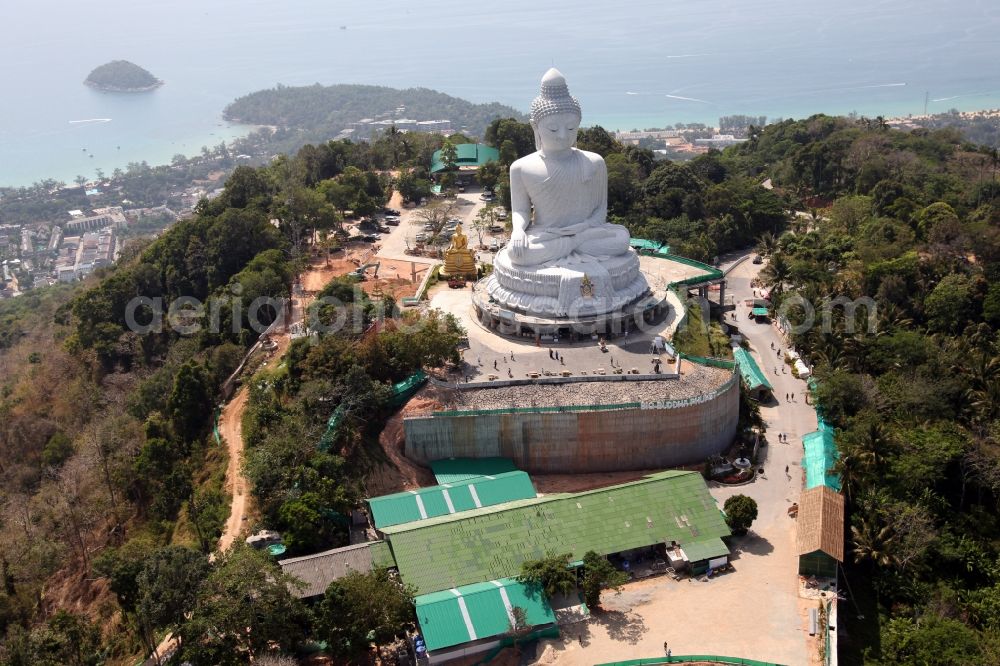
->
xmin=797 ymin=485 xmax=845 ymax=578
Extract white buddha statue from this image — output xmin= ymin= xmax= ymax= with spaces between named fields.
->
xmin=485 ymin=69 xmax=648 ymax=319
xmin=508 ymin=68 xmax=631 ymax=267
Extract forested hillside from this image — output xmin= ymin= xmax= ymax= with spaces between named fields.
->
xmin=225 ymin=83 xmax=524 ymax=141
xmin=734 ymin=116 xmax=1000 ymax=664
xmin=0 ymin=130 xmax=466 ymax=664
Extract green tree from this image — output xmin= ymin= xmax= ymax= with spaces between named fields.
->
xmin=519 ymin=553 xmax=576 ymax=598
xmin=485 ymin=118 xmax=534 ymax=158
xmin=760 ymin=252 xmax=790 ymax=296
xmin=168 ymin=360 xmax=211 ymax=442
xmin=505 ymin=606 xmax=531 ymax=656
xmin=40 ymin=431 xmax=74 ymax=468
xmin=580 ymin=551 xmax=629 ymax=609
xmin=879 ymin=615 xmax=983 ymax=665
xmin=925 ymin=273 xmax=976 ymax=334
xmin=440 ymin=139 xmax=458 ymax=172
xmin=136 ymin=546 xmax=211 ymax=651
xmin=318 ymin=569 xmax=415 ymax=658
xmin=471 ymin=204 xmax=499 ymax=248
xmin=395 ymin=170 xmax=432 ymax=204
xmin=476 ymin=160 xmax=502 ymax=192
xmin=499 ymin=139 xmax=519 ymax=168
xmin=723 ymin=494 xmax=758 ymax=535
xmin=177 ymin=545 xmax=308 ymax=665
xmin=45 ymin=612 xmax=102 ymax=666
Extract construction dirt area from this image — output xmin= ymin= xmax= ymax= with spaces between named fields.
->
xmin=301 ymin=247 xmax=430 ymax=302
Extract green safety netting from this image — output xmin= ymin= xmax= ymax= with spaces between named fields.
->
xmin=733 ymin=348 xmax=772 ymax=391
xmin=630 ymin=238 xmax=664 ymax=252
xmin=802 ymin=429 xmax=841 ymax=491
xmin=319 ymin=371 xmax=427 ymax=450
xmin=388 ymin=370 xmax=427 ymax=408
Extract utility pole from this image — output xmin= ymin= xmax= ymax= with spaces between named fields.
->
xmin=924 ymin=91 xmax=929 ymax=116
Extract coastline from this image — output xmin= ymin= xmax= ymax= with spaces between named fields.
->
xmin=4 ymin=102 xmax=1000 ymax=190
xmin=83 ymin=79 xmax=164 ymax=94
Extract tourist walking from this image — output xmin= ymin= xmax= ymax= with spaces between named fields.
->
xmin=493 ymin=360 xmax=498 ymax=370
xmin=549 ymin=348 xmax=553 ymax=359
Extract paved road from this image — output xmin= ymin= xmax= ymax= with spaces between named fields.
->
xmin=707 ymin=254 xmax=818 ymax=663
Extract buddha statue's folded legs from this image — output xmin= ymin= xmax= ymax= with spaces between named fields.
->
xmin=571 ymin=224 xmax=631 ymax=262
xmin=508 ymin=223 xmax=631 ymax=268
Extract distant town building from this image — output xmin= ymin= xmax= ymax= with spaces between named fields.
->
xmin=346 ymin=117 xmax=454 ymax=139
xmin=615 ymin=129 xmax=680 ymax=145
xmin=694 ymin=134 xmax=747 ymax=148
xmin=65 ymin=206 xmax=126 ymax=232
xmin=55 ymin=228 xmax=116 ymax=282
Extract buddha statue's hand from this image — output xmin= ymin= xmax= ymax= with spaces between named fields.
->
xmin=509 ymin=227 xmax=529 ymax=257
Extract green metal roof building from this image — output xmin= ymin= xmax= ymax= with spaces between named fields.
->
xmin=681 ymin=537 xmax=731 ymax=564
xmin=367 ymin=470 xmax=537 ymax=530
xmin=382 ymin=470 xmax=730 ymax=594
xmin=415 ymin=577 xmax=555 ymax=652
xmin=429 ymin=457 xmax=518 ymax=485
xmin=430 ymin=143 xmax=500 ymax=174
xmin=733 ymin=347 xmax=773 ymax=400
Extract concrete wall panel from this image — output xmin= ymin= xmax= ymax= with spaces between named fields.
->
xmin=404 ymin=374 xmax=740 ymax=473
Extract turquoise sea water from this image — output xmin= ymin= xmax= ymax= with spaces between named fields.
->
xmin=2 ymin=0 xmax=999 ymax=187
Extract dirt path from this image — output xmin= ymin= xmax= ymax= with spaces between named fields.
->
xmin=217 ymin=386 xmax=250 ymax=552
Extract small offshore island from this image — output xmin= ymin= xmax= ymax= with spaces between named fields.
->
xmin=84 ymin=60 xmax=162 ymax=92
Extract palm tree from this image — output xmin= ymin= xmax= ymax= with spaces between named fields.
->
xmin=755 ymin=231 xmax=778 ymax=257
xmin=848 ymin=419 xmax=892 ymax=474
xmin=967 ymin=379 xmax=1000 ymax=425
xmin=832 ymin=453 xmax=868 ymax=503
xmin=851 ymin=517 xmax=896 ymax=567
xmin=760 ymin=252 xmax=790 ymax=296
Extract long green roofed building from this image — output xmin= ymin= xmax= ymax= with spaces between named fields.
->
xmin=367 ymin=470 xmax=537 ymax=530
xmin=381 ymin=470 xmax=730 ymax=594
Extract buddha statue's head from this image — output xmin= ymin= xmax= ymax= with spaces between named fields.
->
xmin=530 ymin=68 xmax=582 ymax=154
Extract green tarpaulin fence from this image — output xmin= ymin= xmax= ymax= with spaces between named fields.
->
xmin=801 ymin=377 xmax=841 ymax=491
xmin=678 ymin=352 xmax=736 ymax=370
xmin=319 ymin=370 xmax=427 ymax=450
xmin=802 ymin=429 xmax=841 ymax=491
xmin=733 ymin=347 xmax=773 ymax=391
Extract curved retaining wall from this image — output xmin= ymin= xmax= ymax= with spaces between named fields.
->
xmin=403 ymin=373 xmax=740 ymax=473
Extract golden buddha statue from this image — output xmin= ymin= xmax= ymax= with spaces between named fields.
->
xmin=440 ymin=223 xmax=476 ymax=278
